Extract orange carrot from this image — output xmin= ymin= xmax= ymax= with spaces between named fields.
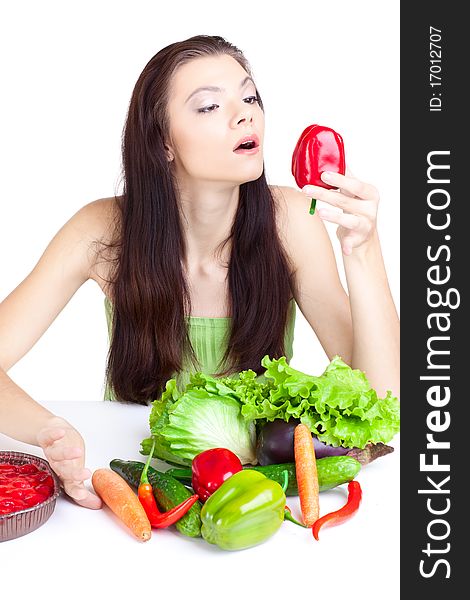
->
xmin=294 ymin=423 xmax=320 ymax=526
xmin=92 ymin=468 xmax=151 ymax=542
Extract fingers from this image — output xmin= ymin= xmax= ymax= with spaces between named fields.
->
xmin=302 ymin=172 xmax=379 ymax=203
xmin=63 ymin=481 xmax=102 ymax=510
xmin=317 ymin=208 xmax=361 ymax=230
xmin=321 ymin=171 xmax=379 ymax=200
xmin=302 ymin=171 xmax=379 ymax=225
xmin=302 ymin=185 xmax=359 ymax=212
xmin=54 ymin=461 xmax=103 ymax=509
xmin=46 ymin=444 xmax=83 ymax=462
xmin=47 ymin=457 xmax=88 ymax=483
xmin=37 ymin=424 xmax=101 ymax=509
xmin=37 ymin=427 xmax=66 ymax=448
xmin=301 ymin=170 xmax=379 ymax=256
xmin=62 ymin=467 xmax=92 ymax=482
xmin=338 ymin=167 xmax=356 ymax=198
xmin=302 ymin=185 xmax=374 ymax=219
xmin=338 ymin=233 xmax=359 ymax=256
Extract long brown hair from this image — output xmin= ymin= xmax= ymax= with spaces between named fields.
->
xmin=101 ymin=35 xmax=296 ymax=405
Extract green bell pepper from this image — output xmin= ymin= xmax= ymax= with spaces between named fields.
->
xmin=200 ymin=469 xmax=286 ymax=551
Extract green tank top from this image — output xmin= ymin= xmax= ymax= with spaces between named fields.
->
xmin=103 ymin=296 xmax=296 ymax=401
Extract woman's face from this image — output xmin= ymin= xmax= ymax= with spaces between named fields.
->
xmin=166 ymin=54 xmax=265 ymax=186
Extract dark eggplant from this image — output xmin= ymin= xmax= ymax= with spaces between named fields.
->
xmin=313 ymin=436 xmax=349 ymax=459
xmin=256 ymin=419 xmax=299 ymax=465
xmin=256 ymin=418 xmax=349 ymax=466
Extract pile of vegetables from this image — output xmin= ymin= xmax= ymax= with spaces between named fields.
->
xmin=92 ymin=356 xmax=398 ymax=549
xmin=140 ymin=355 xmax=400 ymax=467
xmin=96 ymin=444 xmax=363 ymax=548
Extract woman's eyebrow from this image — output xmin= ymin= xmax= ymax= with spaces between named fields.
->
xmin=184 ymin=75 xmax=255 ymax=103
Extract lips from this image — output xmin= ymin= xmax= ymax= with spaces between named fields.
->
xmin=233 ymin=134 xmax=260 ymax=152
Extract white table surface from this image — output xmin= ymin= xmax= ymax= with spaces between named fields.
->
xmin=0 ymin=401 xmax=400 ymax=600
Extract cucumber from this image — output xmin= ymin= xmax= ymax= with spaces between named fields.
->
xmin=248 ymin=456 xmax=361 ymax=495
xmin=166 ymin=456 xmax=361 ymax=497
xmin=109 ymin=459 xmax=202 ymax=537
xmin=164 ymin=467 xmax=193 ymax=486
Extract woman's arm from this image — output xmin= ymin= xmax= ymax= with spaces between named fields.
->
xmin=341 ymin=229 xmax=400 ymax=397
xmin=0 ymin=199 xmax=110 ymax=508
xmin=0 ymin=367 xmax=99 ymax=506
xmin=275 ymin=181 xmax=399 ymax=398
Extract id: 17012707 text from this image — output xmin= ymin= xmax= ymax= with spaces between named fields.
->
xmin=429 ymin=26 xmax=443 ymax=112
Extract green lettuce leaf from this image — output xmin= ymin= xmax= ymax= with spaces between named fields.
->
xmin=140 ymin=354 xmax=400 ymax=464
xmin=160 ymin=390 xmax=256 ymax=464
xmin=140 ymin=378 xmax=193 ymax=466
xmin=237 ymin=355 xmax=400 ymax=449
xmin=140 ymin=373 xmax=256 ymax=466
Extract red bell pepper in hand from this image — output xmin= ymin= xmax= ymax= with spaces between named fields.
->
xmin=311 ymin=480 xmax=362 ymax=540
xmin=291 ymin=124 xmax=346 ymax=215
xmin=191 ymin=448 xmax=242 ymax=502
xmin=138 ymin=438 xmax=199 ymax=528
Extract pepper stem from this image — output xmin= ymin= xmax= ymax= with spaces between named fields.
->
xmin=281 ymin=469 xmax=289 ymax=493
xmin=309 ymin=198 xmax=317 ymax=215
xmin=280 ymin=470 xmax=308 ymax=527
xmin=284 ymin=507 xmax=309 ymax=528
xmin=141 ymin=437 xmax=156 ymax=485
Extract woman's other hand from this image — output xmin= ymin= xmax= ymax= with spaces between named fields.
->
xmin=36 ymin=418 xmax=102 ymax=509
xmin=302 ymin=168 xmax=380 ymax=256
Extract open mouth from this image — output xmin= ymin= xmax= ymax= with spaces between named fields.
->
xmin=233 ymin=134 xmax=260 ymax=152
xmin=236 ymin=140 xmax=257 ymax=150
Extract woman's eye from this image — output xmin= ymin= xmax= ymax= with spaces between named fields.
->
xmin=197 ymin=96 xmax=259 ymax=114
xmin=198 ymin=104 xmax=219 ymax=114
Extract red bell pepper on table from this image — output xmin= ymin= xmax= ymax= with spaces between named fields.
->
xmin=191 ymin=447 xmax=243 ymax=502
xmin=138 ymin=438 xmax=199 ymax=528
xmin=311 ymin=479 xmax=362 ymax=540
xmin=291 ymin=124 xmax=346 ymax=215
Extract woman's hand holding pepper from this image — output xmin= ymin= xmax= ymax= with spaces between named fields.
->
xmin=302 ymin=169 xmax=380 ymax=256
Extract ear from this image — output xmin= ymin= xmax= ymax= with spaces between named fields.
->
xmin=164 ymin=143 xmax=175 ymax=162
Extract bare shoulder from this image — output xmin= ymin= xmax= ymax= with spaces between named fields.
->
xmin=269 ymin=184 xmax=310 ymax=219
xmin=269 ymin=184 xmax=329 ymax=261
xmin=72 ymin=195 xmax=121 ymax=243
xmin=76 ymin=196 xmax=122 ymax=294
xmin=0 ymin=196 xmax=122 ymax=370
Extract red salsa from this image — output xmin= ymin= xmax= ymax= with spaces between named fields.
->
xmin=0 ymin=462 xmax=55 ymax=516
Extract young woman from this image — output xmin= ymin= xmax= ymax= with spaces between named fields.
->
xmin=0 ymin=35 xmax=399 ymax=509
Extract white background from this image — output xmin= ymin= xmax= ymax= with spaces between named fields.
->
xmin=0 ymin=0 xmax=400 ymax=403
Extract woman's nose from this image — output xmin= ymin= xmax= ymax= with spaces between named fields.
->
xmin=231 ymin=106 xmax=254 ymax=128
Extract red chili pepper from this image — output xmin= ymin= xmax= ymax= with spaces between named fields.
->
xmin=291 ymin=124 xmax=346 ymax=215
xmin=312 ymin=480 xmax=362 ymax=541
xmin=191 ymin=448 xmax=243 ymax=502
xmin=138 ymin=438 xmax=199 ymax=528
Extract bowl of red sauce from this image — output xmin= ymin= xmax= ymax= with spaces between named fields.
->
xmin=0 ymin=451 xmax=61 ymax=542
